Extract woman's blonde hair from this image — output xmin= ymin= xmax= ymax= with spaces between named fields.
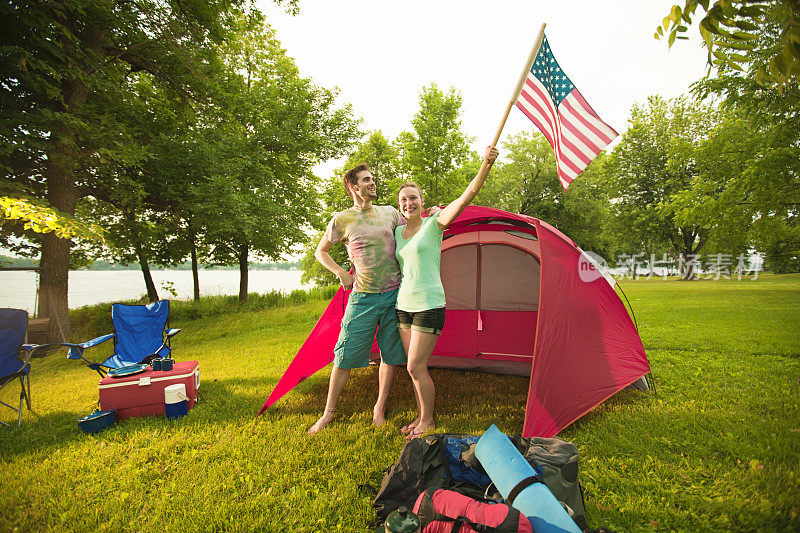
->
xmin=398 ymin=181 xmax=424 ymax=200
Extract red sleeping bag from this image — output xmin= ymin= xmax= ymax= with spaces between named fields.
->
xmin=413 ymin=488 xmax=533 ymax=533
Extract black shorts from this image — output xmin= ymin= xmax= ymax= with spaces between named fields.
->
xmin=396 ymin=307 xmax=446 ymax=335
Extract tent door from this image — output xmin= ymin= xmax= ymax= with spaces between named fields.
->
xmin=474 ymin=242 xmax=540 ymax=370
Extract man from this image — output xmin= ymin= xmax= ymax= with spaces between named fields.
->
xmin=307 ymin=163 xmax=407 ymax=435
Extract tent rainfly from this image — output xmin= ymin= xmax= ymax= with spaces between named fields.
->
xmin=259 ymin=206 xmax=651 ymax=438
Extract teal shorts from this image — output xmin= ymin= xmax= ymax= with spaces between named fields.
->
xmin=334 ymin=288 xmax=407 ymax=369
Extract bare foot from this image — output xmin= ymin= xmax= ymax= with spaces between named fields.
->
xmin=307 ymin=410 xmax=334 ymax=435
xmin=373 ymin=403 xmax=391 ymax=427
xmin=400 ymin=418 xmax=420 ymax=435
xmin=406 ymin=421 xmax=435 ymax=440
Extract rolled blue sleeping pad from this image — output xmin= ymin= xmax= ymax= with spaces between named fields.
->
xmin=475 ymin=425 xmax=581 ymax=533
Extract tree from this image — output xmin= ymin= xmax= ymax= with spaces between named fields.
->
xmin=138 ymin=107 xmax=214 ymax=302
xmin=665 ymin=109 xmax=753 ymax=250
xmin=606 ymin=96 xmax=728 ymax=279
xmin=200 ymin=13 xmax=358 ymax=301
xmin=75 ymin=72 xmax=200 ymax=303
xmin=656 ymin=0 xmax=800 ymax=274
xmin=0 ymin=0 xmax=281 ymax=336
xmin=398 ymin=84 xmax=473 ymax=205
xmin=653 ymin=0 xmax=795 ymax=273
xmin=658 ymin=0 xmax=800 ymax=87
xmin=665 ymin=93 xmax=799 ymax=272
xmin=78 ymin=195 xmax=168 ymax=302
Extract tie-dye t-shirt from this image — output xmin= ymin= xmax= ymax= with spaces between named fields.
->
xmin=325 ymin=205 xmax=404 ymax=293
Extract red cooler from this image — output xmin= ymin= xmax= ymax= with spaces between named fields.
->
xmin=99 ymin=361 xmax=200 ymax=419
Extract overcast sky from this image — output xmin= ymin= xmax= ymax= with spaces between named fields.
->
xmin=259 ymin=0 xmax=711 ymax=170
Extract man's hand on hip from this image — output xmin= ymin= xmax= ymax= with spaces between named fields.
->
xmin=338 ymin=270 xmax=354 ymax=291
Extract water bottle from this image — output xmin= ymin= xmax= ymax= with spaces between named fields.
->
xmin=384 ymin=506 xmax=420 ymax=533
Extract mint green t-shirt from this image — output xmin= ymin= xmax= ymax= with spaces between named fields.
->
xmin=394 ymin=214 xmax=446 ymax=312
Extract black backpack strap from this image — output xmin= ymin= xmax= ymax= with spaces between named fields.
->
xmin=449 ymin=516 xmax=493 ymax=533
xmin=506 ymin=475 xmax=544 ymax=506
xmin=416 ymin=487 xmax=438 ymax=527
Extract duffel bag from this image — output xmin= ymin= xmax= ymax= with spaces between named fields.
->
xmin=413 ymin=488 xmax=533 ymax=533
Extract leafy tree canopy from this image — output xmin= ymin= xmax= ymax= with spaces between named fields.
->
xmin=658 ymin=0 xmax=800 ymax=87
xmin=398 ymin=84 xmax=473 ymax=206
xmin=1 ymin=196 xmax=106 ymax=243
xmin=606 ymin=95 xmax=736 ymax=277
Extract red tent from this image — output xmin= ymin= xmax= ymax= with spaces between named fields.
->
xmin=258 ymin=206 xmax=651 ymax=438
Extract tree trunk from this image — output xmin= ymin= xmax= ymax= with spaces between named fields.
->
xmin=682 ymin=254 xmax=696 ymax=281
xmin=189 ymin=222 xmax=200 ymax=301
xmin=679 ymin=227 xmax=707 ymax=281
xmin=38 ymin=16 xmax=103 ymax=340
xmin=39 ymin=235 xmax=71 ymax=342
xmin=238 ymin=243 xmax=249 ymax=302
xmin=124 ymin=207 xmax=159 ymax=302
xmin=135 ymin=242 xmax=159 ymax=302
xmin=39 ymin=116 xmax=82 ymax=341
xmin=191 ymin=242 xmax=200 ymax=302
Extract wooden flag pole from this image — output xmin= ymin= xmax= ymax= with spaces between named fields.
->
xmin=483 ymin=23 xmax=547 ymax=164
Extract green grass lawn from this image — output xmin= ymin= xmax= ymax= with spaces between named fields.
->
xmin=1 ymin=275 xmax=799 ymax=532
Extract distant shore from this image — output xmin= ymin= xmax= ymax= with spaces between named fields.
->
xmin=0 ymin=254 xmax=301 ymax=271
xmin=0 ymin=269 xmax=309 ymax=312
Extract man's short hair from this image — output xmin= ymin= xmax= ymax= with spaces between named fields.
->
xmin=343 ymin=163 xmax=370 ymax=199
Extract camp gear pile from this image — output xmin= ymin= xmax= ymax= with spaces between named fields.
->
xmin=371 ymin=432 xmax=587 ymax=531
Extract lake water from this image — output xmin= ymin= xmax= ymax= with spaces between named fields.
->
xmin=0 ymin=270 xmax=310 ymax=313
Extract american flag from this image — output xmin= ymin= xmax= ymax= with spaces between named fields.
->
xmin=516 ymin=36 xmax=617 ymax=188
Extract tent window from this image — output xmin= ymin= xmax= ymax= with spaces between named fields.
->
xmin=480 ymin=244 xmax=540 ymax=311
xmin=441 ymin=244 xmax=478 ymax=310
xmin=504 ymin=230 xmax=538 ymax=241
xmin=464 ymin=219 xmax=530 ymax=228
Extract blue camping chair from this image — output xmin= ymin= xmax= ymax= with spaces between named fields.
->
xmin=63 ymin=300 xmax=180 ymax=378
xmin=0 ymin=308 xmax=51 ymax=427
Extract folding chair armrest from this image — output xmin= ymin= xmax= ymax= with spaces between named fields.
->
xmin=82 ymin=333 xmax=116 ymax=349
xmin=21 ymin=343 xmax=54 ymax=359
xmin=165 ymin=328 xmax=181 ymax=338
xmin=62 ymin=333 xmax=115 ymax=361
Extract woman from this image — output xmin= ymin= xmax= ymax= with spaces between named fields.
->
xmin=395 ymin=145 xmax=500 ymax=439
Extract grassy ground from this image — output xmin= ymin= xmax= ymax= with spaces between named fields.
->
xmin=1 ymin=275 xmax=798 ymax=532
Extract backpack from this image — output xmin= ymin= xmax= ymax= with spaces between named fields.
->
xmin=372 ymin=434 xmax=490 ymax=526
xmin=413 ymin=488 xmax=533 ymax=533
xmin=517 ymin=436 xmax=587 ymax=530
